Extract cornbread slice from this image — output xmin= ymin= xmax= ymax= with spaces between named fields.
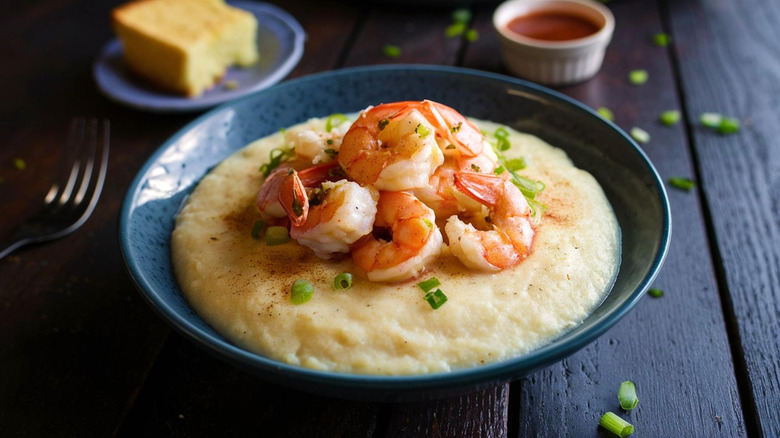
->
xmin=112 ymin=0 xmax=259 ymax=97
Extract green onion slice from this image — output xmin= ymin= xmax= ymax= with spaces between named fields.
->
xmin=325 ymin=113 xmax=348 ymax=132
xmin=597 ymin=107 xmax=615 ymax=121
xmin=424 ymin=289 xmax=448 ymax=309
xmin=629 ymin=69 xmax=648 ymax=85
xmin=417 ymin=277 xmax=441 ymax=293
xmin=265 ymin=226 xmax=289 ymax=246
xmin=630 ymin=127 xmax=650 ymax=144
xmin=653 ymin=33 xmax=670 ymax=47
xmin=333 ymin=273 xmax=353 ymax=290
xmin=618 ymin=381 xmax=639 ymax=410
xmin=669 ymin=176 xmax=695 ymax=191
xmin=383 ymin=45 xmax=401 ymax=58
xmin=659 ymin=110 xmax=681 ymax=126
xmin=465 ymin=29 xmax=479 ymax=42
xmin=700 ymin=112 xmax=722 ymax=128
xmin=250 ymin=220 xmax=265 ymax=240
xmin=452 ymin=8 xmax=471 ymax=23
xmin=446 ymin=22 xmax=467 ymax=38
xmin=718 ymin=117 xmax=740 ymax=134
xmin=648 ymin=288 xmax=664 ymax=298
xmin=599 ymin=412 xmax=634 ymax=437
xmin=290 ymin=279 xmax=314 ymax=304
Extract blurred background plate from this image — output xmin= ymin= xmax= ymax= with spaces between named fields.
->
xmin=120 ymin=65 xmax=670 ymax=401
xmin=93 ymin=1 xmax=304 ymax=113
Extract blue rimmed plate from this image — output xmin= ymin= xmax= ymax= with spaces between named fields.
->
xmin=94 ymin=1 xmax=304 ymax=113
xmin=119 ymin=65 xmax=671 ymax=401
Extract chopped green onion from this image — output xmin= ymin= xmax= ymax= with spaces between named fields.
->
xmin=265 ymin=226 xmax=289 ymax=245
xmin=452 ymin=8 xmax=471 ymax=23
xmin=290 ymin=279 xmax=314 ymax=304
xmin=599 ymin=412 xmax=634 ymax=437
xmin=618 ymin=381 xmax=639 ymax=410
xmin=659 ymin=110 xmax=681 ymax=126
xmin=648 ymin=288 xmax=664 ymax=298
xmin=383 ymin=45 xmax=401 ymax=58
xmin=424 ymin=289 xmax=448 ymax=309
xmin=494 ymin=127 xmax=509 ymax=138
xmin=446 ymin=22 xmax=467 ymax=38
xmin=465 ymin=29 xmax=479 ymax=42
xmin=597 ymin=107 xmax=614 ymax=121
xmin=13 ymin=158 xmax=26 ymax=171
xmin=417 ymin=277 xmax=441 ymax=293
xmin=718 ymin=117 xmax=740 ymax=134
xmin=630 ymin=127 xmax=650 ymax=144
xmin=250 ymin=220 xmax=265 ymax=240
xmin=505 ymin=157 xmax=526 ymax=171
xmin=629 ymin=70 xmax=648 ymax=85
xmin=325 ymin=113 xmax=348 ymax=132
xmin=415 ymin=123 xmax=431 ymax=138
xmin=700 ymin=112 xmax=722 ymax=128
xmin=669 ymin=177 xmax=695 ymax=191
xmin=333 ymin=273 xmax=353 ymax=290
xmin=653 ymin=33 xmax=670 ymax=47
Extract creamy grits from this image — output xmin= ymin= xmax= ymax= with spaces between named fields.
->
xmin=171 ymin=116 xmax=620 ymax=375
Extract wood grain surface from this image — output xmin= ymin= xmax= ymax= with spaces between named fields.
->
xmin=0 ymin=0 xmax=776 ymax=436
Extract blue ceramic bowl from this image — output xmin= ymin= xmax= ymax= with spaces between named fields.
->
xmin=120 ymin=65 xmax=671 ymax=401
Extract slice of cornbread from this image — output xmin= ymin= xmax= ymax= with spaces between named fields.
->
xmin=113 ymin=0 xmax=259 ymax=97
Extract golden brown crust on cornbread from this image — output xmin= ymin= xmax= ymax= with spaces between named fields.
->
xmin=112 ymin=0 xmax=259 ymax=97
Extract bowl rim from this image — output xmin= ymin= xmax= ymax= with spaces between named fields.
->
xmin=119 ymin=64 xmax=671 ymax=394
xmin=493 ymin=0 xmax=615 ymax=49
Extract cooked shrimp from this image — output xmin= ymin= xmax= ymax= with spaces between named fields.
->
xmin=338 ymin=102 xmax=445 ymax=191
xmin=290 ymin=180 xmax=379 ymax=259
xmin=352 ymin=191 xmax=443 ymax=282
xmin=445 ymin=172 xmax=535 ymax=271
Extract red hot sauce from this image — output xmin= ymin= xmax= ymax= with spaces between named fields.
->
xmin=506 ymin=10 xmax=601 ymax=41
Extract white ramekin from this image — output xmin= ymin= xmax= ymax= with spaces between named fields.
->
xmin=493 ymin=0 xmax=615 ymax=86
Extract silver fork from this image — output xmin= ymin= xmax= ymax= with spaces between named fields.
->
xmin=0 ymin=118 xmax=109 ymax=260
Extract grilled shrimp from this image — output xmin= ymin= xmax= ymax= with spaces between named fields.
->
xmin=351 ymin=191 xmax=443 ymax=282
xmin=338 ymin=101 xmax=450 ymax=191
xmin=445 ymin=172 xmax=535 ymax=271
xmin=291 ymin=180 xmax=379 ymax=259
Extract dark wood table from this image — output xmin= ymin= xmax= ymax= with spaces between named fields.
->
xmin=2 ymin=0 xmax=778 ymax=436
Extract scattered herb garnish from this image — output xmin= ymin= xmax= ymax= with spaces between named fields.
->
xmin=597 ymin=107 xmax=615 ymax=121
xmin=659 ymin=110 xmax=681 ymax=126
xmin=250 ymin=220 xmax=265 ymax=240
xmin=416 ymin=123 xmax=431 ymax=138
xmin=653 ymin=33 xmax=670 ymax=47
xmin=446 ymin=22 xmax=467 ymax=38
xmin=669 ymin=177 xmax=695 ymax=191
xmin=452 ymin=8 xmax=471 ymax=23
xmin=13 ymin=158 xmax=26 ymax=171
xmin=325 ymin=113 xmax=348 ymax=132
xmin=648 ymin=288 xmax=664 ymax=298
xmin=618 ymin=381 xmax=639 ymax=410
xmin=600 ymin=412 xmax=634 ymax=437
xmin=259 ymin=147 xmax=293 ymax=178
xmin=417 ymin=277 xmax=441 ymax=293
xmin=265 ymin=226 xmax=289 ymax=246
xmin=333 ymin=273 xmax=353 ymax=290
xmin=630 ymin=127 xmax=650 ymax=144
xmin=290 ymin=279 xmax=314 ymax=304
xmin=383 ymin=45 xmax=401 ymax=58
xmin=424 ymin=289 xmax=448 ymax=309
xmin=629 ymin=69 xmax=648 ymax=85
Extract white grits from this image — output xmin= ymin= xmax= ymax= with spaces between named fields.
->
xmin=171 ymin=117 xmax=620 ymax=375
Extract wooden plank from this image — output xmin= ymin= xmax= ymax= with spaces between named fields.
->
xmin=667 ymin=0 xmax=780 ymax=435
xmin=464 ymin=1 xmax=746 ymax=436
